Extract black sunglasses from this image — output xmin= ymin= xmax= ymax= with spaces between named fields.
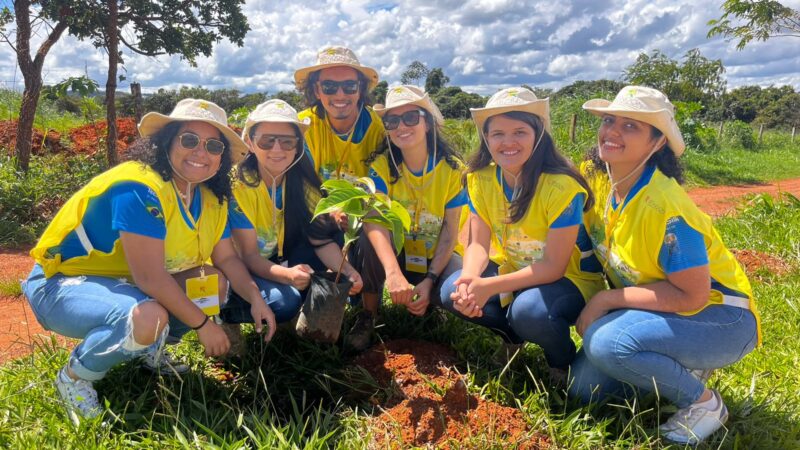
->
xmin=255 ymin=134 xmax=299 ymax=151
xmin=318 ymin=79 xmax=360 ymax=95
xmin=382 ymin=109 xmax=426 ymax=131
xmin=178 ymin=132 xmax=225 ymax=155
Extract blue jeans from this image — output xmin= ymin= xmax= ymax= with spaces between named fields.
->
xmin=438 ymin=263 xmax=587 ymax=368
xmin=569 ymin=305 xmax=758 ymax=408
xmin=220 ymin=274 xmax=302 ymax=324
xmin=22 ymin=264 xmax=168 ymax=381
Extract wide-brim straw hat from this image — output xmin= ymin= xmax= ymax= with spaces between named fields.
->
xmin=583 ymin=85 xmax=686 ymax=156
xmin=470 ymin=87 xmax=551 ymax=134
xmin=294 ymin=46 xmax=379 ymax=91
xmin=372 ymin=85 xmax=445 ymax=126
xmin=241 ymin=99 xmax=310 ymax=143
xmin=138 ymin=98 xmax=248 ymax=163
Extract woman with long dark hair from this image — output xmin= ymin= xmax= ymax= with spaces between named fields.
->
xmin=22 ymin=99 xmax=274 ymax=420
xmin=440 ymin=87 xmax=604 ymax=382
xmin=569 ymin=86 xmax=760 ymax=445
xmin=344 ymin=85 xmax=466 ymax=351
xmin=222 ymin=100 xmax=362 ymax=347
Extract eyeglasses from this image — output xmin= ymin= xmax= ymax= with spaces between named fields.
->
xmin=318 ymin=79 xmax=360 ymax=95
xmin=255 ymin=134 xmax=299 ymax=151
xmin=382 ymin=109 xmax=426 ymax=131
xmin=178 ymin=132 xmax=225 ymax=155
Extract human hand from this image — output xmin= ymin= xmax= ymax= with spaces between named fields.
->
xmin=330 ymin=210 xmax=349 ymax=231
xmin=288 ymin=264 xmax=314 ymax=290
xmin=576 ymin=292 xmax=611 ymax=337
xmin=250 ymin=301 xmax=277 ymax=342
xmin=450 ymin=274 xmax=483 ymax=318
xmin=408 ymin=278 xmax=432 ymax=316
xmin=196 ymin=320 xmax=230 ymax=357
xmin=346 ymin=270 xmax=364 ymax=295
xmin=386 ymin=271 xmax=414 ymax=306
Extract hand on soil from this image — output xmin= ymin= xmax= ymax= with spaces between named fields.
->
xmin=197 ymin=321 xmax=231 ymax=357
xmin=250 ymin=302 xmax=277 ymax=342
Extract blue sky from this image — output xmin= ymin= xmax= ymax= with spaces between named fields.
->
xmin=1 ymin=0 xmax=799 ymax=96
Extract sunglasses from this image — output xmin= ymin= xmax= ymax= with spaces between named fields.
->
xmin=318 ymin=79 xmax=360 ymax=95
xmin=255 ymin=134 xmax=299 ymax=151
xmin=382 ymin=109 xmax=426 ymax=131
xmin=178 ymin=132 xmax=225 ymax=155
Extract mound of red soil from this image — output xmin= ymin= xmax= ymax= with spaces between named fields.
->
xmin=354 ymin=339 xmax=550 ymax=449
xmin=732 ymin=249 xmax=792 ymax=278
xmin=69 ymin=117 xmax=138 ymax=155
xmin=0 ymin=120 xmax=67 ymax=155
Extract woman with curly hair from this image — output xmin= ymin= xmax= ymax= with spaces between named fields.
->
xmin=344 ymin=85 xmax=467 ymax=351
xmin=440 ymin=87 xmax=604 ymax=383
xmin=22 ymin=99 xmax=273 ymax=421
xmin=569 ymin=86 xmax=760 ymax=445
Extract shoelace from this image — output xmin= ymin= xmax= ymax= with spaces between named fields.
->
xmin=664 ymin=404 xmax=708 ymax=430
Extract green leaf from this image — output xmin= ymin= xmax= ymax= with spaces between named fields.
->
xmin=313 ymin=189 xmax=370 ymax=219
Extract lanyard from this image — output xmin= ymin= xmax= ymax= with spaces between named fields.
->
xmin=387 ymin=129 xmax=439 ymax=237
xmin=171 ymin=180 xmax=207 ymax=276
xmin=327 ymin=115 xmax=357 ymax=179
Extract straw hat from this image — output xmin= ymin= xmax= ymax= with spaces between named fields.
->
xmin=583 ymin=85 xmax=686 ymax=156
xmin=241 ymin=99 xmax=310 ymax=142
xmin=470 ymin=87 xmax=551 ymax=134
xmin=138 ymin=98 xmax=248 ymax=163
xmin=294 ymin=46 xmax=379 ymax=91
xmin=372 ymin=85 xmax=445 ymax=126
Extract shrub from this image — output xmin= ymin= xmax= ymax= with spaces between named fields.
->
xmin=674 ymin=101 xmax=718 ymax=152
xmin=723 ymin=120 xmax=757 ymax=150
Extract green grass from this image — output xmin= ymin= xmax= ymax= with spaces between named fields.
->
xmin=0 ymin=279 xmax=22 ymax=296
xmin=0 ymin=89 xmax=85 ymax=134
xmin=1 ymin=194 xmax=798 ymax=449
xmin=683 ymin=141 xmax=800 ymax=187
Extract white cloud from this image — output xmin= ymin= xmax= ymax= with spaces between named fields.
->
xmin=0 ymin=0 xmax=798 ymax=97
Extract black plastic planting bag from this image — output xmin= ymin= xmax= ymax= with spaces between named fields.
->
xmin=295 ymin=272 xmax=352 ymax=343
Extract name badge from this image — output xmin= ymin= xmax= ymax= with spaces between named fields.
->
xmin=404 ymin=238 xmax=428 ymax=273
xmin=497 ymin=263 xmax=515 ymax=307
xmin=186 ymin=273 xmax=220 ymax=316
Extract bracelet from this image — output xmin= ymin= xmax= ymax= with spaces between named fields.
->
xmin=192 ymin=315 xmax=209 ymax=330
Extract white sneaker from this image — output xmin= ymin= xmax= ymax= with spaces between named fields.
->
xmin=55 ymin=367 xmax=102 ymax=419
xmin=142 ymin=346 xmax=190 ymax=376
xmin=659 ymin=389 xmax=729 ymax=445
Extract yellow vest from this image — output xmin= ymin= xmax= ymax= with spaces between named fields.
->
xmin=298 ymin=106 xmax=385 ymax=182
xmin=371 ymin=155 xmax=465 ymax=259
xmin=467 ymin=165 xmax=605 ymax=301
xmin=581 ymin=161 xmax=761 ymax=344
xmin=31 ymin=161 xmax=228 ymax=278
xmin=231 ymin=173 xmax=321 ymax=260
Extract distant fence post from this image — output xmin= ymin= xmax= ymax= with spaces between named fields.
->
xmin=718 ymin=121 xmax=724 ymax=138
xmin=758 ymin=124 xmax=764 ymax=144
xmin=569 ymin=114 xmax=577 ymax=143
xmin=792 ymin=126 xmax=796 ymax=143
xmin=130 ymin=82 xmax=143 ymax=136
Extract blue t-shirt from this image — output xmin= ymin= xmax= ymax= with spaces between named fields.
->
xmin=57 ymin=182 xmax=229 ymax=261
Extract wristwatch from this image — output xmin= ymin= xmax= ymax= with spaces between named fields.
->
xmin=424 ymin=271 xmax=440 ymax=284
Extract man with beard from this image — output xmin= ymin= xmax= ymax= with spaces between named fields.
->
xmin=295 ymin=46 xmax=384 ymax=182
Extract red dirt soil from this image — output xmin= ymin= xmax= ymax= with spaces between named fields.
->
xmin=0 ymin=119 xmax=68 ymax=155
xmin=687 ymin=178 xmax=800 ymax=217
xmin=69 ymin=118 xmax=138 ymax=155
xmin=0 ymin=246 xmax=73 ymax=363
xmin=354 ymin=339 xmax=550 ymax=449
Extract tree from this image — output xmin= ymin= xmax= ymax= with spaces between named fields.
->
xmin=0 ymin=1 xmax=70 ymax=173
xmin=708 ymin=0 xmax=800 ymax=49
xmin=370 ymin=80 xmax=388 ymax=104
xmin=59 ymin=0 xmax=249 ymax=166
xmin=432 ymin=86 xmax=485 ymax=119
xmin=424 ymin=68 xmax=449 ymax=94
xmin=400 ymin=60 xmax=429 ymax=86
xmin=623 ymin=49 xmax=726 ymax=112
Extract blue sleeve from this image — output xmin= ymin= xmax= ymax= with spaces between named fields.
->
xmin=228 ymin=197 xmax=254 ymax=230
xmin=369 ymin=167 xmax=388 ymax=194
xmin=445 ymin=188 xmax=468 ymax=209
xmin=658 ymin=216 xmax=709 ymax=273
xmin=110 ymin=183 xmax=166 ymax=240
xmin=551 ymin=193 xmax=584 ymax=228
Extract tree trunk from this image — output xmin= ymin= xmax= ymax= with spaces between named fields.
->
xmin=105 ymin=0 xmax=119 ymax=166
xmin=11 ymin=0 xmax=68 ymax=173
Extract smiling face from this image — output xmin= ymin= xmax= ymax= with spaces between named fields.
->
xmin=385 ymin=104 xmax=429 ymax=155
xmin=168 ymin=121 xmax=224 ymax=185
xmin=315 ymin=66 xmax=361 ymax=124
xmin=248 ymin=122 xmax=300 ymax=179
xmin=598 ymin=114 xmax=665 ymax=167
xmin=485 ymin=114 xmax=536 ymax=175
